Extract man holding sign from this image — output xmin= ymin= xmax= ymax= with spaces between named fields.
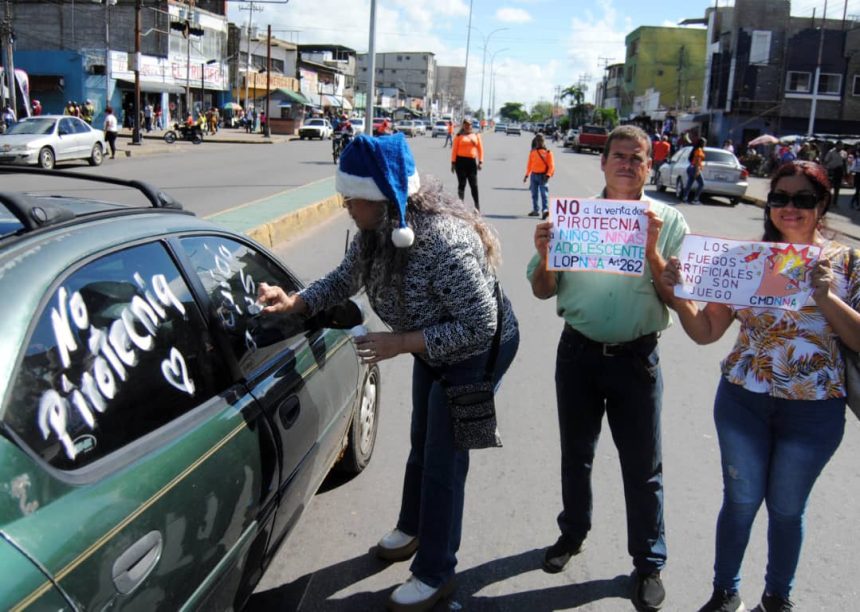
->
xmin=527 ymin=125 xmax=689 ymax=612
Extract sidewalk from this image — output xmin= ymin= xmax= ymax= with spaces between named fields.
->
xmin=114 ymin=126 xmax=293 ymax=158
xmin=742 ymin=175 xmax=860 ymax=242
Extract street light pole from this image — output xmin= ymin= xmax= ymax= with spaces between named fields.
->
xmin=478 ymin=27 xmax=508 ymax=121
xmin=487 ymin=47 xmax=507 ymax=119
xmin=364 ymin=0 xmax=378 ymax=135
xmin=461 ymin=0 xmax=474 ymax=121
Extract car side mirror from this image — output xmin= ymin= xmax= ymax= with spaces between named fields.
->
xmin=312 ymin=298 xmax=365 ymax=330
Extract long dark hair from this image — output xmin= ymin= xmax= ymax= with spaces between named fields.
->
xmin=763 ymin=160 xmax=832 ymax=242
xmin=355 ymin=176 xmax=500 ymax=288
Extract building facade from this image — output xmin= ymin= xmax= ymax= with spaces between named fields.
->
xmin=434 ymin=65 xmax=466 ymax=117
xmin=356 ymin=51 xmax=436 ymax=113
xmin=700 ymin=0 xmax=860 ymax=146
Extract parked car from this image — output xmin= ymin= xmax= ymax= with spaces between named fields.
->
xmin=573 ymin=124 xmax=609 ymax=154
xmin=494 ymin=123 xmax=508 ymax=133
xmin=0 ymin=115 xmax=106 ymax=169
xmin=432 ymin=120 xmax=449 ymax=138
xmin=563 ymin=128 xmax=580 ymax=148
xmin=298 ymin=118 xmax=333 ymax=140
xmin=655 ymin=146 xmax=749 ymax=205
xmin=414 ymin=120 xmax=429 ymax=135
xmin=394 ymin=120 xmax=420 ymax=137
xmin=506 ymin=125 xmax=522 ymax=136
xmin=0 ymin=168 xmax=380 ymax=610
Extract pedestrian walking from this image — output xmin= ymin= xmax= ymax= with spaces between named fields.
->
xmin=683 ymin=138 xmax=707 ymax=204
xmin=103 ymin=105 xmax=119 ymax=159
xmin=527 ymin=125 xmax=689 ymax=612
xmin=444 ymin=120 xmax=453 ymax=147
xmin=824 ymin=141 xmax=847 ymax=206
xmin=523 ymin=133 xmax=554 ymax=219
xmin=451 ymin=119 xmax=483 ymax=210
xmin=31 ymin=99 xmax=42 ymax=116
xmin=659 ymin=160 xmax=858 ymax=612
xmin=256 ymin=133 xmax=519 ymax=612
xmin=651 ymin=134 xmax=671 ymax=185
xmin=143 ymin=102 xmax=153 ymax=132
xmin=849 ymin=148 xmax=860 ymax=210
xmin=2 ymin=105 xmax=15 ymax=130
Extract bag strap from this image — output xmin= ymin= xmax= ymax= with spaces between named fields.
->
xmin=536 ymin=150 xmax=549 ymax=173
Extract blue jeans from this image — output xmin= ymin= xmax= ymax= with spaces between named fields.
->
xmin=554 ymin=326 xmax=666 ymax=573
xmin=712 ymin=378 xmax=845 ymax=598
xmin=684 ymin=164 xmax=704 ymax=201
xmin=397 ymin=332 xmax=520 ymax=587
xmin=529 ymin=173 xmax=549 ymax=213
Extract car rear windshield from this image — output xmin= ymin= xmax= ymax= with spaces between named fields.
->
xmin=582 ymin=126 xmax=607 ymax=135
xmin=704 ymin=150 xmax=737 ymax=164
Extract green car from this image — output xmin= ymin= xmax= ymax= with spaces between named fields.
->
xmin=0 ymin=169 xmax=380 ymax=610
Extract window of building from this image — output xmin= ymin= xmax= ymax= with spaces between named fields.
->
xmin=750 ymin=30 xmax=772 ymax=65
xmin=397 ymin=55 xmax=403 ymax=62
xmin=362 ymin=67 xmax=367 ymax=72
xmin=854 ymin=75 xmax=860 ymax=96
xmin=406 ymin=56 xmax=411 ymax=61
xmin=817 ymin=73 xmax=842 ymax=95
xmin=786 ymin=71 xmax=811 ymax=93
xmin=391 ymin=69 xmax=397 ymax=74
xmin=628 ymin=41 xmax=638 ymax=58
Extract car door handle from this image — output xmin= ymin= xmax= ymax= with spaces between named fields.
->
xmin=112 ymin=530 xmax=162 ymax=595
xmin=278 ymin=395 xmax=301 ymax=429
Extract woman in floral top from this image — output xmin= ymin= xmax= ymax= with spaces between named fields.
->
xmin=660 ymin=161 xmax=860 ymax=612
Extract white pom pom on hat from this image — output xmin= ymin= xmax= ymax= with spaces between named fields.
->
xmin=335 ymin=133 xmax=420 ymax=248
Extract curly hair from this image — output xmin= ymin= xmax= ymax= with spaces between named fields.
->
xmin=763 ymin=160 xmax=832 ymax=242
xmin=355 ymin=176 xmax=501 ymax=289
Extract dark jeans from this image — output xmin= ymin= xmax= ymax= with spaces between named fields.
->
xmin=529 ymin=173 xmax=549 ymax=213
xmin=712 ymin=378 xmax=844 ymax=598
xmin=455 ymin=156 xmax=480 ymax=209
xmin=105 ymin=131 xmax=117 ymax=157
xmin=554 ymin=326 xmax=666 ymax=573
xmin=829 ymin=167 xmax=844 ymax=203
xmin=397 ymin=332 xmax=520 ymax=587
xmin=684 ymin=164 xmax=704 ymax=202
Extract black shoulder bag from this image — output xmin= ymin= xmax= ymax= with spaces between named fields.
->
xmin=840 ymin=248 xmax=860 ymax=420
xmin=443 ymin=283 xmax=504 ymax=449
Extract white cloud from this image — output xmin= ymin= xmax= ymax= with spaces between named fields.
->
xmin=495 ymin=8 xmax=533 ymax=24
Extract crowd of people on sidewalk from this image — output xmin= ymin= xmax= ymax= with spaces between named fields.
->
xmin=251 ymin=125 xmax=859 ymax=612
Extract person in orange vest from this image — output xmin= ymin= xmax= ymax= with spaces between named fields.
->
xmin=479 ymin=118 xmax=487 ymax=132
xmin=451 ymin=119 xmax=484 ymax=209
xmin=444 ymin=120 xmax=453 ymax=147
xmin=523 ymin=133 xmax=555 ymax=219
xmin=651 ymin=134 xmax=671 ymax=185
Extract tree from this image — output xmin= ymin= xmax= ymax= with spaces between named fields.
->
xmin=499 ymin=102 xmax=528 ymax=123
xmin=593 ymin=107 xmax=618 ymax=128
xmin=561 ymin=83 xmax=589 ymax=127
xmin=530 ymin=101 xmax=553 ymax=122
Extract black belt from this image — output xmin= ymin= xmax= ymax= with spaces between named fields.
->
xmin=563 ymin=324 xmax=658 ymax=357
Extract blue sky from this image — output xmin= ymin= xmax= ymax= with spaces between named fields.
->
xmin=227 ymin=0 xmax=860 ymax=112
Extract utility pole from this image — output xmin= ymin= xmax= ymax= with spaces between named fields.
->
xmin=132 ymin=0 xmax=142 ymax=144
xmin=364 ymin=0 xmax=377 ymax=135
xmin=240 ymin=2 xmax=263 ymax=112
xmin=3 ymin=0 xmax=17 ymax=116
xmin=676 ymin=45 xmax=686 ymax=111
xmin=808 ymin=0 xmax=828 ymax=135
xmin=264 ymin=24 xmax=271 ymax=137
xmin=598 ymin=56 xmax=614 ymax=107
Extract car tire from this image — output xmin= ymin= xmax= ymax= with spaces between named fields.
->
xmin=38 ymin=147 xmax=55 ymax=170
xmin=730 ymin=197 xmax=740 ymax=206
xmin=676 ymin=177 xmax=686 ymax=200
xmin=575 ymin=145 xmax=581 ymax=153
xmin=88 ymin=143 xmax=104 ymax=166
xmin=339 ymin=365 xmax=380 ymax=474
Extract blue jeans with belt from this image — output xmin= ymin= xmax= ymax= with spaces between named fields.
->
xmin=397 ymin=332 xmax=520 ymax=587
xmin=529 ymin=173 xmax=549 ymax=213
xmin=712 ymin=378 xmax=844 ymax=598
xmin=554 ymin=326 xmax=666 ymax=573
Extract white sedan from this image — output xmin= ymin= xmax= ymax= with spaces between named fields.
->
xmin=394 ymin=120 xmax=419 ymax=137
xmin=0 ymin=115 xmax=106 ymax=169
xmin=298 ymin=118 xmax=333 ymax=140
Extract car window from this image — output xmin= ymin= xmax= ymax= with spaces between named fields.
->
xmin=179 ymin=236 xmax=307 ymax=378
xmin=4 ymin=242 xmax=227 ymax=470
xmin=70 ymin=118 xmax=92 ymax=134
xmin=58 ymin=118 xmax=77 ymax=135
xmin=704 ymin=150 xmax=738 ymax=164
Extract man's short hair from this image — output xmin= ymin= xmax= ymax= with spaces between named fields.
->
xmin=603 ymin=125 xmax=651 ymax=159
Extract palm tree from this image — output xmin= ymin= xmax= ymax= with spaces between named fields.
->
xmin=561 ymin=84 xmax=589 ymax=126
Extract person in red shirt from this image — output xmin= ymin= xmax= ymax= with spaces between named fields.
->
xmin=651 ymin=135 xmax=671 ymax=184
xmin=451 ymin=119 xmax=484 ymax=209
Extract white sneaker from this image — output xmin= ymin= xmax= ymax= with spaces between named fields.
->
xmin=376 ymin=528 xmax=418 ymax=561
xmin=387 ymin=575 xmax=455 ymax=612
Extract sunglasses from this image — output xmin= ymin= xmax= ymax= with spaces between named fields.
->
xmin=766 ymin=191 xmax=819 ymax=209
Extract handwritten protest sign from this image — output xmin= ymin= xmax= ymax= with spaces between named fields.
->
xmin=674 ymin=235 xmax=821 ymax=311
xmin=547 ymin=198 xmax=649 ymax=276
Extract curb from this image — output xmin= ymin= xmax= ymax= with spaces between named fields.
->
xmin=245 ymin=194 xmax=343 ymax=248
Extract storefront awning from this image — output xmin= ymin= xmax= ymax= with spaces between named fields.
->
xmin=276 ymin=88 xmax=313 ymax=106
xmin=116 ymin=79 xmax=185 ymax=95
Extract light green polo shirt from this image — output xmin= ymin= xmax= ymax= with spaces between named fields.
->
xmin=526 ymin=194 xmax=689 ymax=343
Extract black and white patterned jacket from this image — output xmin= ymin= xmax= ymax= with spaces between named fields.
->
xmin=300 ymin=212 xmax=518 ymax=364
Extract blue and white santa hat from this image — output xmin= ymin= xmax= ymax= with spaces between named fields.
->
xmin=335 ymin=133 xmax=420 ymax=248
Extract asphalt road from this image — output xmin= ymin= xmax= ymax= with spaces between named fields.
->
xmin=246 ymin=132 xmax=860 ymax=611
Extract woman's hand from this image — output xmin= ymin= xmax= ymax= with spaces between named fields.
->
xmin=257 ymin=282 xmax=303 ymax=315
xmin=451 ymin=163 xmax=456 ymax=174
xmin=354 ymin=332 xmax=405 ymax=364
xmin=811 ymin=258 xmax=835 ymax=301
xmin=659 ymin=256 xmax=683 ymax=296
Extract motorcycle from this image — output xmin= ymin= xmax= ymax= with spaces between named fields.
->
xmin=163 ymin=122 xmax=204 ymax=145
xmin=332 ymin=131 xmax=354 ymax=163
